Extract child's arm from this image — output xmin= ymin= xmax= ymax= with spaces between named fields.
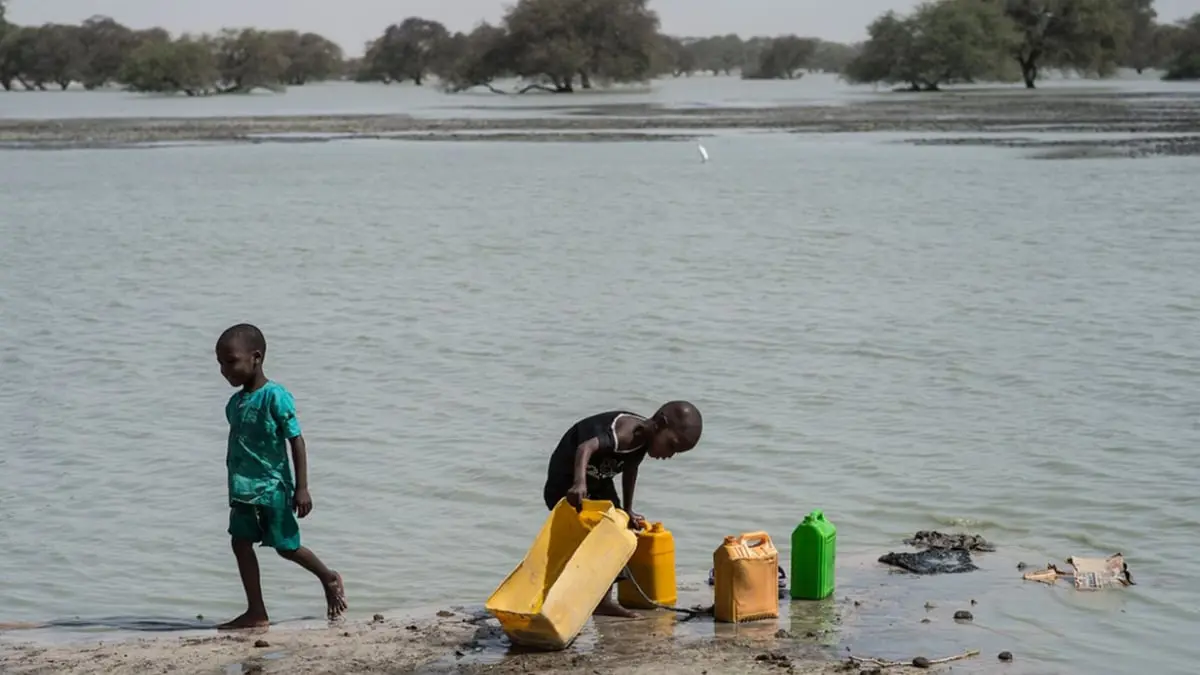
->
xmin=622 ymin=459 xmax=646 ymax=529
xmin=566 ymin=438 xmax=602 ymax=507
xmin=290 ymin=435 xmax=313 ymax=518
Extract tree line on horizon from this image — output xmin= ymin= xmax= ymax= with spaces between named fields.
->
xmin=0 ymin=0 xmax=1196 ymax=96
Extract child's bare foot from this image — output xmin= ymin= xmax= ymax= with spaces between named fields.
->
xmin=324 ymin=571 xmax=347 ymax=621
xmin=593 ymin=596 xmax=638 ymax=618
xmin=217 ymin=611 xmax=270 ymax=630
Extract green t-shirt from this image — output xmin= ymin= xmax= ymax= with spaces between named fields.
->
xmin=225 ymin=381 xmax=302 ymax=505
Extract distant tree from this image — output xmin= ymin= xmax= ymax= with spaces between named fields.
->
xmin=743 ymin=36 xmax=817 ymax=79
xmin=438 ymin=22 xmax=514 ymax=92
xmin=844 ymin=0 xmax=1019 ymax=91
xmin=1116 ymin=0 xmax=1156 ymax=72
xmin=500 ymin=0 xmax=660 ymax=92
xmin=361 ymin=18 xmax=450 ymax=85
xmin=808 ymin=40 xmax=861 ymax=73
xmin=656 ymin=35 xmax=697 ymax=76
xmin=120 ymin=36 xmax=221 ymax=96
xmin=212 ymin=28 xmax=289 ymax=92
xmin=1000 ymin=0 xmax=1130 ymax=88
xmin=76 ymin=16 xmax=137 ymax=89
xmin=1162 ymin=14 xmax=1200 ymax=80
xmin=684 ymin=34 xmax=747 ymax=75
xmin=272 ymin=31 xmax=343 ymax=85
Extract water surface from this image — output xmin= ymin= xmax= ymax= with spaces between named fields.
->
xmin=0 ymin=123 xmax=1197 ymax=674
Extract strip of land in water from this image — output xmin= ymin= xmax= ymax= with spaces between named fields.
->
xmin=1 ymin=90 xmax=1199 ymax=156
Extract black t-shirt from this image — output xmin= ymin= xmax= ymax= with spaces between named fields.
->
xmin=545 ymin=410 xmax=648 ymax=487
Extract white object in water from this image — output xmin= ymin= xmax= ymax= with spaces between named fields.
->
xmin=697 ymin=142 xmax=709 ymax=163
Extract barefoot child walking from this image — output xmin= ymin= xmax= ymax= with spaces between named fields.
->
xmin=543 ymin=401 xmax=703 ymax=618
xmin=215 ymin=323 xmax=347 ymax=629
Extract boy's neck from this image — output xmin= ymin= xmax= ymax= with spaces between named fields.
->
xmin=242 ymin=372 xmax=269 ymax=393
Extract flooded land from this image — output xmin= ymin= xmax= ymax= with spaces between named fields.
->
xmin=1 ymin=88 xmax=1199 ymax=157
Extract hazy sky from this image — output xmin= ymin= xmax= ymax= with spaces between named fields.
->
xmin=9 ymin=0 xmax=1198 ymax=56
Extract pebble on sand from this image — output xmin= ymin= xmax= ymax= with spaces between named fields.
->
xmin=954 ymin=610 xmax=974 ymax=621
xmin=912 ymin=656 xmax=932 ymax=668
xmin=999 ymin=651 xmax=1014 ymax=661
xmin=253 ymin=639 xmax=269 ymax=648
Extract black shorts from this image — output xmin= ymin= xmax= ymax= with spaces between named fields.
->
xmin=543 ymin=477 xmax=621 ymax=511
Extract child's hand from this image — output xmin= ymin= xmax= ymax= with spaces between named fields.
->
xmin=628 ymin=512 xmax=646 ymax=531
xmin=294 ymin=487 xmax=313 ymax=519
xmin=566 ymin=483 xmax=588 ymax=511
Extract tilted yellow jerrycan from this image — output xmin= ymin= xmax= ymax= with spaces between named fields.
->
xmin=617 ymin=521 xmax=677 ymax=609
xmin=713 ymin=531 xmax=780 ymax=623
xmin=485 ymin=499 xmax=637 ymax=650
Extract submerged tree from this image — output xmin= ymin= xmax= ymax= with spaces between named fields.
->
xmin=845 ymin=0 xmax=1019 ymax=91
xmin=742 ymin=36 xmax=817 ymax=79
xmin=1000 ymin=0 xmax=1130 ymax=88
xmin=1162 ymin=13 xmax=1200 ymax=80
xmin=119 ymin=36 xmax=221 ymax=95
xmin=361 ymin=18 xmax=450 ymax=85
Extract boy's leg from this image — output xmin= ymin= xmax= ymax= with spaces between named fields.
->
xmin=261 ymin=495 xmax=347 ymax=621
xmin=219 ymin=505 xmax=270 ymax=629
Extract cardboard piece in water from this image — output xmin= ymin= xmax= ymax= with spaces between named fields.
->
xmin=1022 ymin=553 xmax=1133 ymax=590
xmin=1066 ymin=553 xmax=1133 ymax=590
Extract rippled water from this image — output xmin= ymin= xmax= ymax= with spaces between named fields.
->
xmin=1 ymin=105 xmax=1198 ymax=674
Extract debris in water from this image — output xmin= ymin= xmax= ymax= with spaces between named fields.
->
xmin=904 ymin=531 xmax=996 ymax=552
xmin=879 ymin=549 xmax=978 ymax=575
xmin=1021 ymin=554 xmax=1133 ymax=590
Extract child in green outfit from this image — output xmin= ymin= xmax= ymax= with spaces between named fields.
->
xmin=215 ymin=324 xmax=347 ymax=629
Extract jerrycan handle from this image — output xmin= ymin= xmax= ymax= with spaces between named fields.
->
xmin=737 ymin=531 xmax=773 ymax=548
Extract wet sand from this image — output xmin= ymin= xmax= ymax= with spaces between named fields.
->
xmin=0 ymin=609 xmax=846 ymax=675
xmin=2 ymin=547 xmax=1030 ymax=675
xmin=1 ymin=89 xmax=1199 ymax=155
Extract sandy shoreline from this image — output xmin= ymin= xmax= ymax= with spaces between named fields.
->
xmin=0 ymin=608 xmax=853 ymax=675
xmin=1 ymin=90 xmax=1199 ymax=155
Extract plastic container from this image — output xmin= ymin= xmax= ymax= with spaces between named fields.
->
xmin=790 ymin=510 xmax=836 ymax=600
xmin=713 ymin=531 xmax=780 ymax=623
xmin=486 ymin=499 xmax=637 ymax=650
xmin=618 ymin=521 xmax=677 ymax=609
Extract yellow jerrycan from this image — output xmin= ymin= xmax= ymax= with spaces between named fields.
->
xmin=713 ymin=531 xmax=780 ymax=623
xmin=617 ymin=521 xmax=677 ymax=609
xmin=485 ymin=499 xmax=637 ymax=650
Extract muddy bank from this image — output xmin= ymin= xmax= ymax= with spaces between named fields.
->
xmin=0 ymin=609 xmax=846 ymax=675
xmin=1 ymin=90 xmax=1198 ymax=149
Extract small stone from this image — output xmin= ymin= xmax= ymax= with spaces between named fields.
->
xmin=920 ymin=618 xmax=931 ymax=624
xmin=954 ymin=610 xmax=974 ymax=621
xmin=775 ymin=629 xmax=791 ymax=638
xmin=454 ymin=650 xmax=464 ymax=658
xmin=372 ymin=613 xmax=385 ymax=623
xmin=1016 ymin=562 xmax=1028 ymax=570
xmin=253 ymin=639 xmax=269 ymax=648
xmin=437 ymin=610 xmax=454 ymax=618
xmin=805 ymin=631 xmax=817 ymax=638
xmin=853 ymin=600 xmax=861 ymax=606
xmin=405 ymin=624 xmax=418 ymax=631
xmin=999 ymin=651 xmax=1013 ymax=661
xmin=912 ymin=656 xmax=931 ymax=668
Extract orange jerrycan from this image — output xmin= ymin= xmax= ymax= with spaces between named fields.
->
xmin=618 ymin=521 xmax=677 ymax=609
xmin=713 ymin=531 xmax=779 ymax=623
xmin=485 ymin=499 xmax=636 ymax=650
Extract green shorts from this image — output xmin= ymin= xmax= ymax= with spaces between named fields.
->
xmin=228 ymin=493 xmax=301 ymax=552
